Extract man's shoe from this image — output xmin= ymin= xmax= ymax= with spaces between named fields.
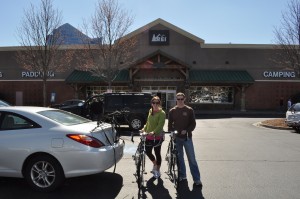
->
xmin=193 ymin=181 xmax=203 ymax=189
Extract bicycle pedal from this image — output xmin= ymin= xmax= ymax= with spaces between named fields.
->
xmin=165 ymin=154 xmax=170 ymax=161
xmin=132 ymin=155 xmax=136 ymax=160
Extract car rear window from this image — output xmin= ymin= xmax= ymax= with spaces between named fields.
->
xmin=123 ymin=94 xmax=151 ymax=104
xmin=38 ymin=110 xmax=91 ymax=125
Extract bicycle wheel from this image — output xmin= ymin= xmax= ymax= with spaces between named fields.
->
xmin=137 ymin=153 xmax=145 ymax=189
xmin=136 ymin=155 xmax=142 ymax=188
xmin=165 ymin=141 xmax=172 ymax=174
xmin=172 ymin=150 xmax=180 ymax=189
xmin=134 ymin=143 xmax=142 ymax=165
xmin=141 ymin=152 xmax=146 ymax=187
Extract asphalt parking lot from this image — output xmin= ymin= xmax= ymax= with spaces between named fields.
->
xmin=1 ymin=116 xmax=299 ymax=199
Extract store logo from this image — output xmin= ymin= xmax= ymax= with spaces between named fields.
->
xmin=21 ymin=71 xmax=55 ymax=78
xmin=152 ymin=34 xmax=167 ymax=42
xmin=149 ymin=30 xmax=169 ymax=45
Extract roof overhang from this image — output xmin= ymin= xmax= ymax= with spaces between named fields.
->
xmin=122 ymin=18 xmax=205 ymax=45
xmin=132 ymin=49 xmax=191 ymax=69
xmin=65 ymin=69 xmax=129 ymax=84
xmin=189 ymin=70 xmax=254 ymax=84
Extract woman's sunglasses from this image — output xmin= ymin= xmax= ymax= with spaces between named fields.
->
xmin=177 ymin=98 xmax=184 ymax=101
xmin=152 ymin=102 xmax=160 ymax=105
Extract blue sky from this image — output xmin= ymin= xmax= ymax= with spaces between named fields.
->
xmin=0 ymin=0 xmax=290 ymax=46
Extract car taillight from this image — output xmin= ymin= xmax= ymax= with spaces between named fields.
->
xmin=67 ymin=134 xmax=104 ymax=148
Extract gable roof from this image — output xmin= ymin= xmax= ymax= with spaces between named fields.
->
xmin=123 ymin=18 xmax=205 ymax=44
xmin=133 ymin=49 xmax=191 ymax=69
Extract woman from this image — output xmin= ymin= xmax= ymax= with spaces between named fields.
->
xmin=142 ymin=96 xmax=166 ymax=178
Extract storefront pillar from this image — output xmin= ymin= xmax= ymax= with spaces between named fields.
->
xmin=241 ymin=85 xmax=246 ymax=112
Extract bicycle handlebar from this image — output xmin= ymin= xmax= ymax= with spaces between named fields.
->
xmin=166 ymin=130 xmax=178 ymax=138
xmin=131 ymin=130 xmax=147 ymax=143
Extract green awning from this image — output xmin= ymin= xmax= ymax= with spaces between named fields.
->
xmin=189 ymin=70 xmax=254 ymax=84
xmin=65 ymin=69 xmax=129 ymax=83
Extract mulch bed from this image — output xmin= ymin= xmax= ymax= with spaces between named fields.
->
xmin=260 ymin=118 xmax=290 ymax=129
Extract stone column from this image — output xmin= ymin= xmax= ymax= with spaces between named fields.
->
xmin=241 ymin=85 xmax=246 ymax=112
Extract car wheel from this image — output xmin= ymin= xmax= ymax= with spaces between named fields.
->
xmin=129 ymin=116 xmax=144 ymax=130
xmin=24 ymin=155 xmax=64 ymax=192
xmin=295 ymin=127 xmax=300 ymax=133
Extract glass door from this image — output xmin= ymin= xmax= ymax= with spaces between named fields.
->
xmin=141 ymin=87 xmax=176 ymax=111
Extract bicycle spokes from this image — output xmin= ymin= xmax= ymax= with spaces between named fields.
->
xmin=165 ymin=134 xmax=180 ymax=189
xmin=172 ymin=155 xmax=179 ymax=189
xmin=136 ymin=153 xmax=145 ymax=189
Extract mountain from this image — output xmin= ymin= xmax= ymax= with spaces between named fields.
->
xmin=51 ymin=23 xmax=100 ymax=45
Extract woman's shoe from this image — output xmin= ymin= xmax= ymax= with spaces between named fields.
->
xmin=150 ymin=165 xmax=157 ymax=173
xmin=153 ymin=170 xmax=161 ymax=178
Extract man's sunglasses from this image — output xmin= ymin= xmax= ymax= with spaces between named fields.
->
xmin=177 ymin=98 xmax=184 ymax=101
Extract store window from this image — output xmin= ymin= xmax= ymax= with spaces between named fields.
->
xmin=86 ymin=86 xmax=129 ymax=95
xmin=189 ymin=86 xmax=234 ymax=104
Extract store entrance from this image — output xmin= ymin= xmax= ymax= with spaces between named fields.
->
xmin=141 ymin=88 xmax=177 ymax=111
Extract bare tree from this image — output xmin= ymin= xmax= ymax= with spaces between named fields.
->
xmin=78 ymin=0 xmax=137 ymax=91
xmin=16 ymin=0 xmax=73 ymax=106
xmin=273 ymin=0 xmax=300 ymax=75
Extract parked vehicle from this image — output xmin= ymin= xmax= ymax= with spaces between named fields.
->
xmin=51 ymin=99 xmax=85 ymax=115
xmin=0 ymin=99 xmax=10 ymax=106
xmin=0 ymin=106 xmax=125 ymax=192
xmin=82 ymin=92 xmax=152 ymax=130
xmin=285 ymin=103 xmax=300 ymax=132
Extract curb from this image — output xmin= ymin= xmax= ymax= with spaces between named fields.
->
xmin=258 ymin=122 xmax=292 ymax=130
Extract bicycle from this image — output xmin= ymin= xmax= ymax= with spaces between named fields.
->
xmin=95 ymin=110 xmax=129 ymax=173
xmin=165 ymin=130 xmax=180 ymax=189
xmin=131 ymin=131 xmax=147 ymax=189
xmin=100 ymin=110 xmax=129 ymax=143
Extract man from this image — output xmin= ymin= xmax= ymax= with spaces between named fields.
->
xmin=287 ymin=98 xmax=292 ymax=110
xmin=90 ymin=98 xmax=103 ymax=121
xmin=168 ymin=92 xmax=202 ymax=189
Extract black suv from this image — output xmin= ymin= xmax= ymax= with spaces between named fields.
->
xmin=81 ymin=92 xmax=152 ymax=130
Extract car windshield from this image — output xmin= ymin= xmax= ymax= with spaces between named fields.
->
xmin=38 ymin=110 xmax=91 ymax=125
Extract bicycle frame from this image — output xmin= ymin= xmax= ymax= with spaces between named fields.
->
xmin=100 ymin=110 xmax=129 ymax=143
xmin=96 ymin=110 xmax=128 ymax=173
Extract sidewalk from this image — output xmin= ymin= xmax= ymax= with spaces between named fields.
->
xmin=195 ymin=110 xmax=286 ymax=118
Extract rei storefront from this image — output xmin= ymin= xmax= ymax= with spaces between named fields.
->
xmin=1 ymin=18 xmax=300 ymax=112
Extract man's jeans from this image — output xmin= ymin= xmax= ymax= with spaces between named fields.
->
xmin=176 ymin=137 xmax=201 ymax=182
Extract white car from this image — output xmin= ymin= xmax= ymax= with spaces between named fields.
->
xmin=285 ymin=103 xmax=300 ymax=132
xmin=0 ymin=106 xmax=125 ymax=192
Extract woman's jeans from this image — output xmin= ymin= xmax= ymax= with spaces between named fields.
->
xmin=176 ymin=137 xmax=201 ymax=182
